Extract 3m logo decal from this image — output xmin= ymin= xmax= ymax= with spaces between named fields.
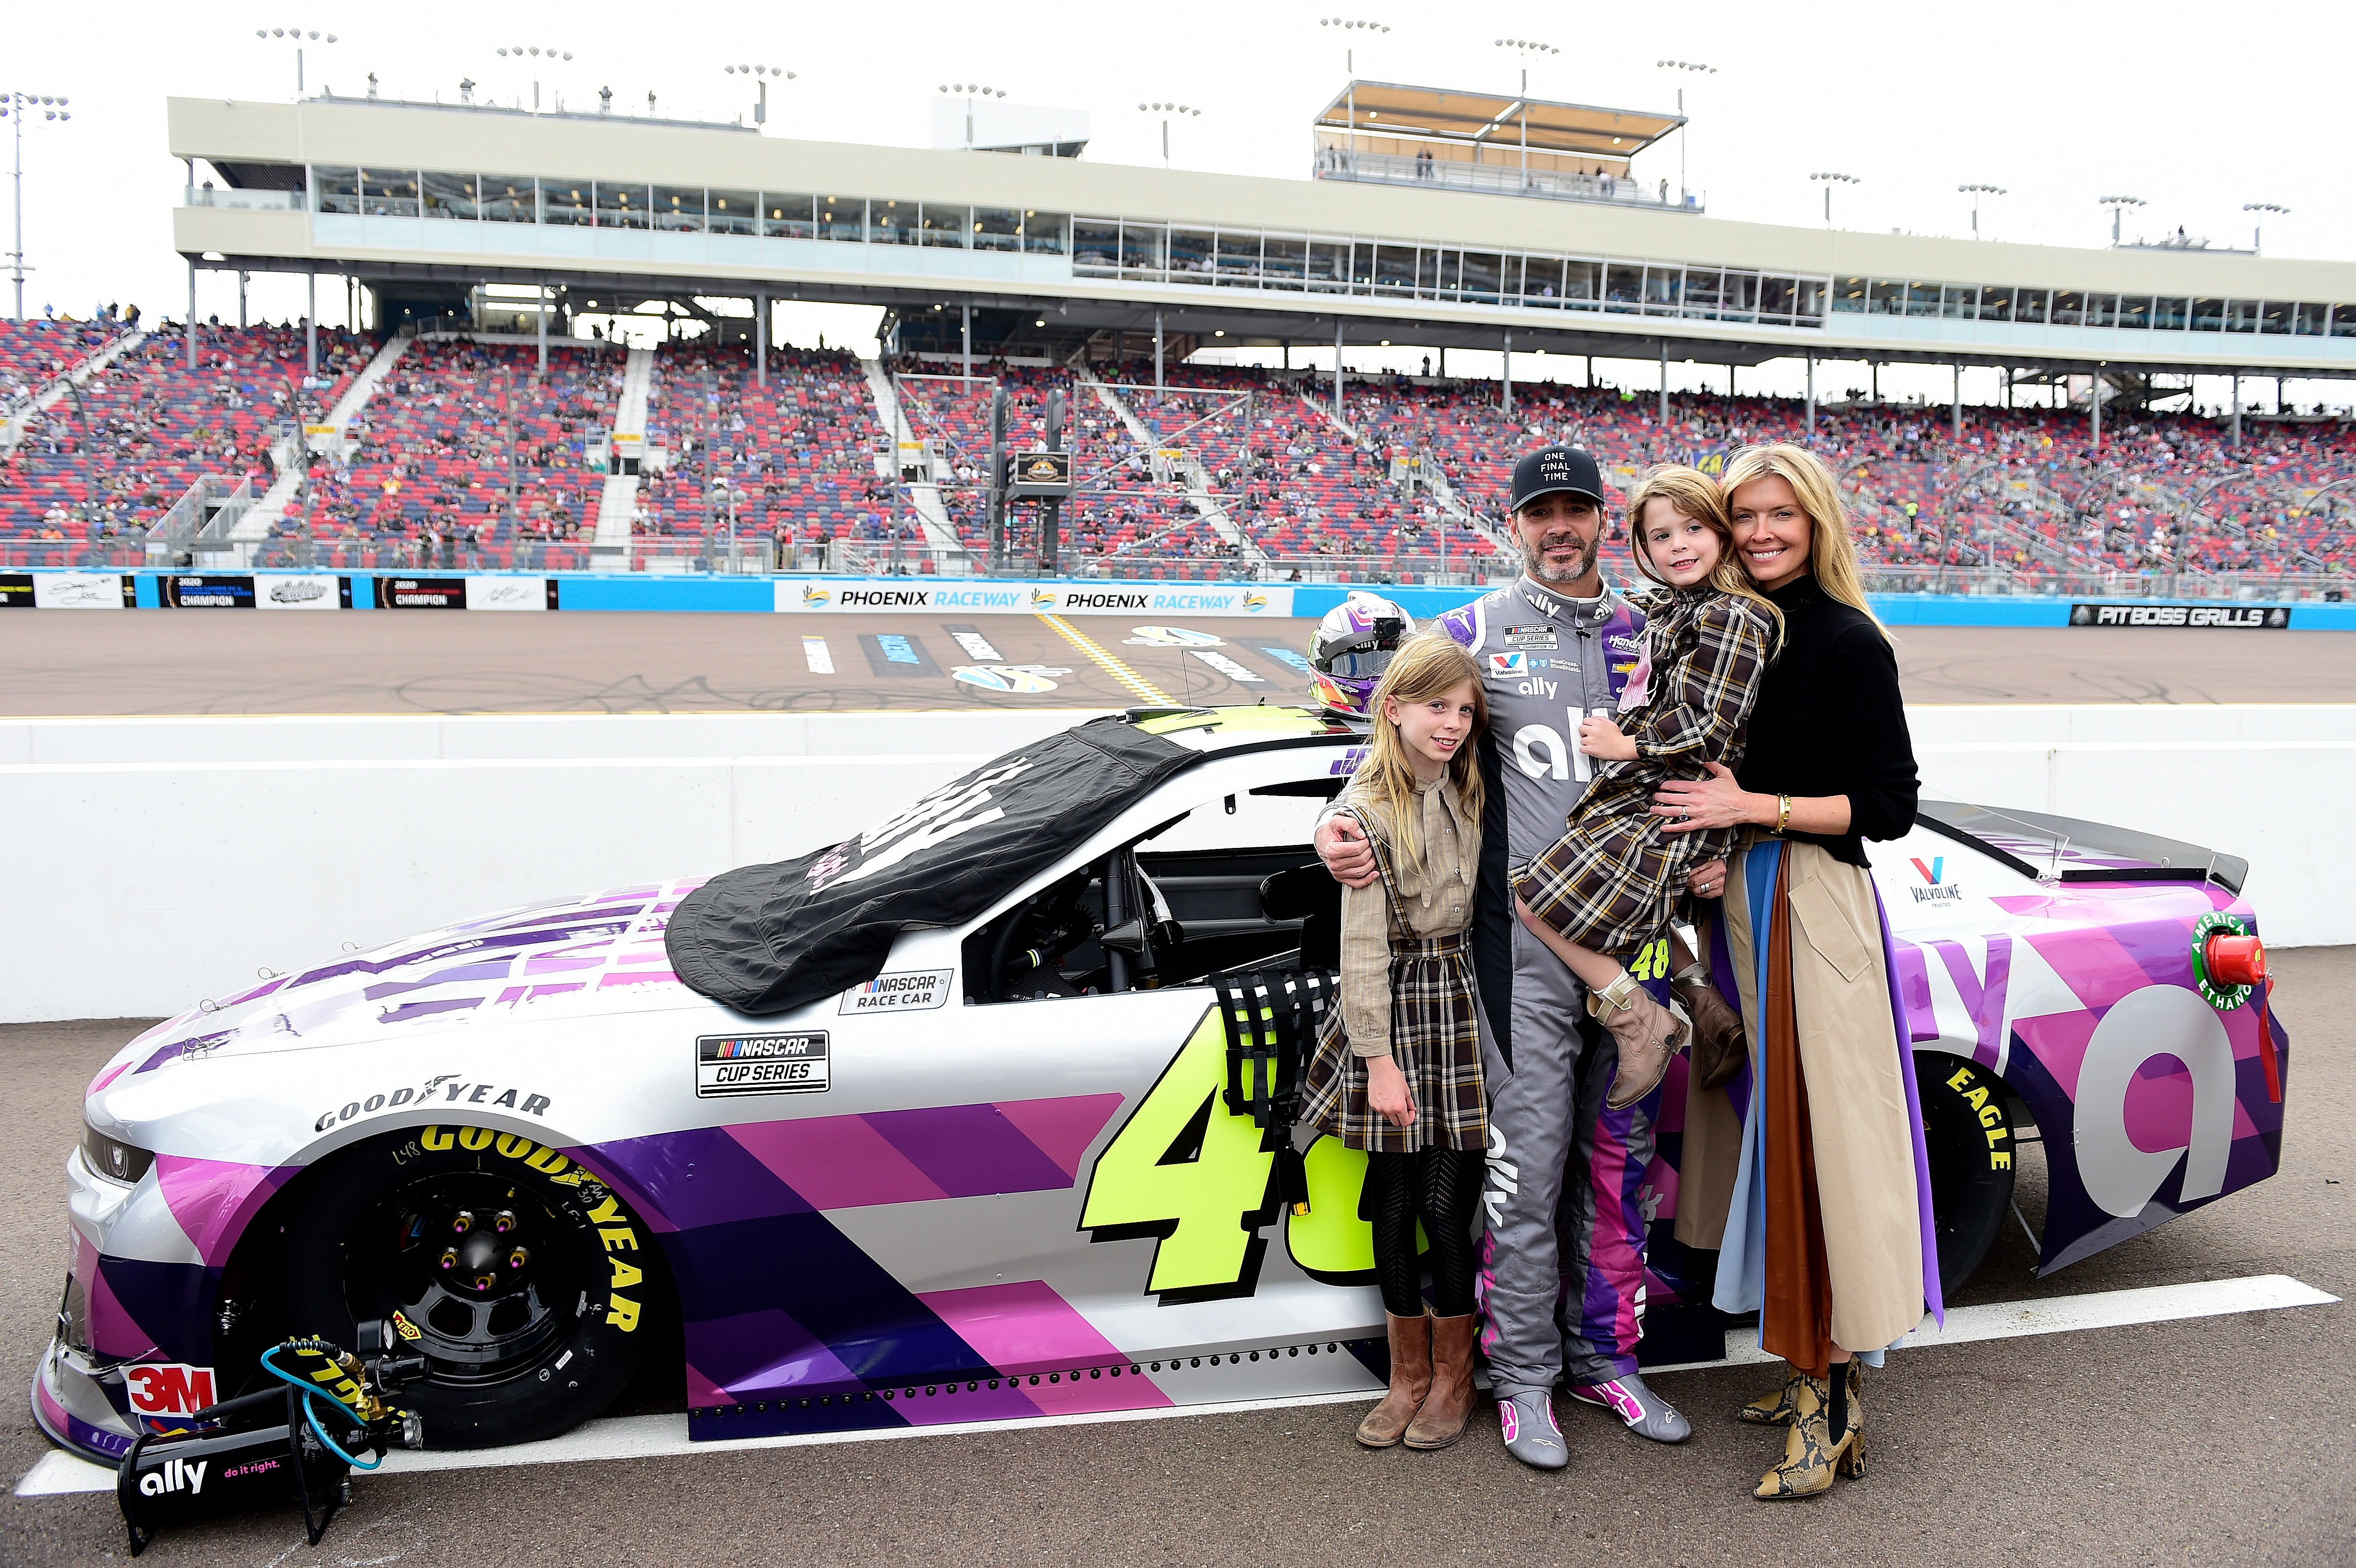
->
xmin=126 ymin=1362 xmax=216 ymax=1417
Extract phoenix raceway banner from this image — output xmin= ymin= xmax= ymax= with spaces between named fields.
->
xmin=776 ymin=579 xmax=1297 ymax=618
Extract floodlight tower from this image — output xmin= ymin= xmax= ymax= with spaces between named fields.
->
xmin=1136 ymin=100 xmax=1202 ymax=170
xmin=254 ymin=27 xmax=336 ymax=97
xmin=1655 ymin=60 xmax=1713 ymax=206
xmin=2098 ymin=195 xmax=2145 ymax=245
xmin=1810 ymin=171 xmax=1859 ymax=228
xmin=1319 ymin=18 xmax=1390 ymax=76
xmin=939 ymin=84 xmax=1008 ymax=150
xmin=491 ymin=47 xmax=577 ymax=115
xmin=1 ymin=90 xmax=71 ymax=322
xmin=723 ymin=64 xmax=794 ymax=126
xmin=1958 ymin=183 xmax=2006 ymax=238
xmin=2243 ymin=202 xmax=2288 ymax=254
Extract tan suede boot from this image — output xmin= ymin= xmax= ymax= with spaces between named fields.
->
xmin=1403 ymin=1313 xmax=1477 ymax=1450
xmin=1356 ymin=1311 xmax=1433 ymax=1448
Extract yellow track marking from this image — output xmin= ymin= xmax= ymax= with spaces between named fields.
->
xmin=1037 ymin=614 xmax=1175 ymax=706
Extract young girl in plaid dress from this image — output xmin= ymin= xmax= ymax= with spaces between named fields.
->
xmin=1296 ymin=633 xmax=1489 ymax=1453
xmin=1513 ymin=466 xmax=1782 ymax=1111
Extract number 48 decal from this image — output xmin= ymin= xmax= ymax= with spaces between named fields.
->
xmin=1080 ymin=1006 xmax=1398 ymax=1300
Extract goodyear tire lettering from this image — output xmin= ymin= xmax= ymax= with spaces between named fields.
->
xmin=1943 ymin=1064 xmax=2013 ymax=1170
xmin=412 ymin=1128 xmax=643 ymax=1332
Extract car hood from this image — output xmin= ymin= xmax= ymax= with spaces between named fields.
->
xmin=102 ymin=882 xmax=700 ymax=1083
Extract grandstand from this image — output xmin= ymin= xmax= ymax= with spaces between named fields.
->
xmin=1 ymin=88 xmax=2352 ymax=595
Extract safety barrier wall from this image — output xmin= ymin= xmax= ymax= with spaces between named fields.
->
xmin=4 ymin=568 xmax=2355 ymax=629
xmin=1 ymin=706 xmax=2349 ymax=1022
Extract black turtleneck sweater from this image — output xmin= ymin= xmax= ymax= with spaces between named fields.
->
xmin=1735 ymin=576 xmax=1919 ymax=867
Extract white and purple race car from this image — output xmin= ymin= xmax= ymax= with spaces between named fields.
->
xmin=40 ymin=706 xmax=2289 ymax=1462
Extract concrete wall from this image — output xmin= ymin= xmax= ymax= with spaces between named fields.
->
xmin=3 ymin=706 xmax=2348 ymax=1023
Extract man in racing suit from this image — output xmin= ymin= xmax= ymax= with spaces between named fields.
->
xmin=1315 ymin=445 xmax=1692 ymax=1469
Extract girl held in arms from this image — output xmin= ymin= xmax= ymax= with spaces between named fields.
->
xmin=1296 ymin=633 xmax=1490 ymax=1452
xmin=1512 ymin=466 xmax=1780 ymax=1109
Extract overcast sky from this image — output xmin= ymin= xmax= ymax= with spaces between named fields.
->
xmin=7 ymin=0 xmax=2345 ymax=405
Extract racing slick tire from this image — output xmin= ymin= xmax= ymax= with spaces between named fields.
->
xmin=1917 ymin=1053 xmax=2019 ymax=1295
xmin=279 ymin=1124 xmax=661 ymax=1449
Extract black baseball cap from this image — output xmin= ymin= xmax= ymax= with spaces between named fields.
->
xmin=1508 ymin=445 xmax=1605 ymax=512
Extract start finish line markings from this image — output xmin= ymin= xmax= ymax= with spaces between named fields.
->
xmin=802 ymin=636 xmax=834 ymax=675
xmin=14 ymin=1272 xmax=2334 ymax=1496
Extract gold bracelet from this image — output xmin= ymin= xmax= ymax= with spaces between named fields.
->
xmin=1775 ymin=795 xmax=1792 ymax=834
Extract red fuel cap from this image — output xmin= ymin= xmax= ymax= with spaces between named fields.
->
xmin=2204 ymin=933 xmax=2267 ymax=989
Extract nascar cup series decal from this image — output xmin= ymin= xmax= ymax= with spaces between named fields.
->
xmin=696 ymin=1032 xmax=830 ymax=1097
xmin=840 ymin=969 xmax=954 ymax=1014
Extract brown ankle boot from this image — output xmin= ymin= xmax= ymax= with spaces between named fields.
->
xmin=1356 ymin=1311 xmax=1433 ymax=1448
xmin=1590 ymin=974 xmax=1690 ymax=1111
xmin=1403 ymin=1313 xmax=1476 ymax=1450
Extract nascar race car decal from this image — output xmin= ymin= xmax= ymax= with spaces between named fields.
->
xmin=39 ymin=707 xmax=2288 ymax=1460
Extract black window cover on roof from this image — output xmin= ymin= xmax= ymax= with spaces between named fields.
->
xmin=666 ymin=717 xmax=1199 ymax=1016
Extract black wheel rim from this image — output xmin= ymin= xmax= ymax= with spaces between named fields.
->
xmin=348 ymin=1170 xmax=592 ymax=1389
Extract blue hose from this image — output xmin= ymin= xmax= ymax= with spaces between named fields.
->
xmin=258 ymin=1344 xmax=382 ymax=1471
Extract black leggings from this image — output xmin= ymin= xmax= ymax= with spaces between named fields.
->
xmin=1365 ymin=1147 xmax=1485 ymax=1319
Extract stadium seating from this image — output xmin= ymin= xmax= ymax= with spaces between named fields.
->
xmin=0 ymin=324 xmax=365 ymax=561
xmin=640 ymin=345 xmax=893 ymax=557
xmin=283 ymin=337 xmax=611 ymax=570
xmin=9 ymin=324 xmax=2347 ymax=588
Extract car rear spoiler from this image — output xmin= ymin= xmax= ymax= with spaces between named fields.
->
xmin=1913 ymin=800 xmax=2247 ymax=894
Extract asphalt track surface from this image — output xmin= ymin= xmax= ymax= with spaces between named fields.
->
xmin=4 ymin=947 xmax=2352 ymax=1567
xmin=4 ymin=609 xmax=2355 ymax=715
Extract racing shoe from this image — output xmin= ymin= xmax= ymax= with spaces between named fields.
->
xmin=1566 ymin=1371 xmax=1691 ymax=1444
xmin=1497 ymin=1389 xmax=1569 ymax=1471
xmin=1590 ymin=974 xmax=1690 ymax=1111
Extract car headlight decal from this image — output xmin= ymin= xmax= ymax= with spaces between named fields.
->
xmin=82 ymin=1123 xmax=155 ymax=1186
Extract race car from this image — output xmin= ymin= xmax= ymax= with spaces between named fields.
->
xmin=40 ymin=705 xmax=2290 ymax=1463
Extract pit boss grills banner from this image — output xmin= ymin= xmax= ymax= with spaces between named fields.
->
xmin=2070 ymin=602 xmax=2291 ymax=629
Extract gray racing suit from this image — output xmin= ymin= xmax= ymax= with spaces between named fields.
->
xmin=1432 ymin=578 xmax=1661 ymax=1397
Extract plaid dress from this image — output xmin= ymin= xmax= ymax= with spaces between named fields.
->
xmin=1514 ymin=589 xmax=1775 ymax=958
xmin=1297 ymin=791 xmax=1487 ymax=1154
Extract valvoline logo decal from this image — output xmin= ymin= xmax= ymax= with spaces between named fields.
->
xmin=1909 ymin=856 xmax=1964 ymax=904
xmin=1488 ymin=652 xmax=1526 ymax=676
xmin=801 ymin=583 xmax=832 ymax=607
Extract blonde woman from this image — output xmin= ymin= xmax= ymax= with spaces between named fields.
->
xmin=1656 ymin=442 xmax=1942 ymax=1499
xmin=1296 ymin=633 xmax=1488 ymax=1452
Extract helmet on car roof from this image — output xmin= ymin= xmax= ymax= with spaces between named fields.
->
xmin=1307 ymin=591 xmax=1416 ymax=714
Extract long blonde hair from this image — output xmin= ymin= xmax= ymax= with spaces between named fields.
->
xmin=1625 ymin=464 xmax=1784 ymax=649
xmin=1720 ymin=443 xmax=1887 ymax=638
xmin=1356 ymin=632 xmax=1486 ymax=873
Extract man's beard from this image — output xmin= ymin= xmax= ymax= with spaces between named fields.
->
xmin=1523 ymin=530 xmax=1599 ymax=586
